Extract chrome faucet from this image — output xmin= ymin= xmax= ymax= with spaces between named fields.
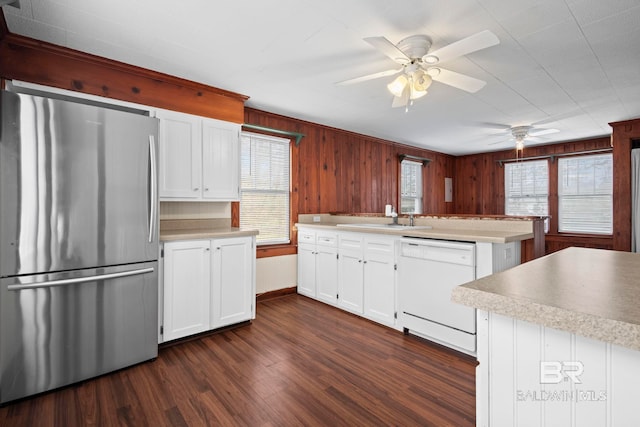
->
xmin=409 ymin=213 xmax=414 ymax=227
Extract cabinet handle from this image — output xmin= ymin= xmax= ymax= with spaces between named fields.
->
xmin=205 ymin=248 xmax=210 ymax=251
xmin=194 ymin=187 xmax=199 ymax=191
xmin=358 ymin=259 xmax=362 ymax=263
xmin=204 ymin=187 xmax=209 ymax=191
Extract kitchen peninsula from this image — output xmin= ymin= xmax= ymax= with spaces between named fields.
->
xmin=452 ymin=247 xmax=640 ymax=427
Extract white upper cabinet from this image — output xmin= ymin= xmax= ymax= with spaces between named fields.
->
xmin=157 ymin=109 xmax=240 ymax=201
xmin=157 ymin=110 xmax=202 ymax=199
xmin=201 ymin=118 xmax=240 ymax=200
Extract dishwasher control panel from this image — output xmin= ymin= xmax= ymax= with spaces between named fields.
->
xmin=400 ymin=239 xmax=475 ymax=267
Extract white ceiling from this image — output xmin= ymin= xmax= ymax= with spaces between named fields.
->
xmin=3 ymin=0 xmax=640 ymax=155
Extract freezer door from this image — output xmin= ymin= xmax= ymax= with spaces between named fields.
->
xmin=0 ymin=91 xmax=159 ymax=277
xmin=0 ymin=262 xmax=158 ymax=404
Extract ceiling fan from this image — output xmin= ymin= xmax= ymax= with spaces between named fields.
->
xmin=488 ymin=125 xmax=560 ymax=150
xmin=337 ymin=30 xmax=500 ymax=109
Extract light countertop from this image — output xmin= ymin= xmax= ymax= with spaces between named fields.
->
xmin=296 ymin=223 xmax=533 ymax=244
xmin=160 ymin=218 xmax=258 ymax=242
xmin=452 ymin=247 xmax=640 ymax=351
xmin=296 ymin=213 xmax=538 ymax=244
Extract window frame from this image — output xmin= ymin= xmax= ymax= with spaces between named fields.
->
xmin=557 ymin=152 xmax=613 ymax=235
xmin=502 ymin=151 xmax=613 ymax=237
xmin=399 ymin=159 xmax=424 ymax=214
xmin=239 ymin=131 xmax=292 ymax=247
xmin=504 ymin=159 xmax=550 ymax=231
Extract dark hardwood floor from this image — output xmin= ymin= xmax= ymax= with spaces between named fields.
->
xmin=0 ymin=294 xmax=476 ymax=426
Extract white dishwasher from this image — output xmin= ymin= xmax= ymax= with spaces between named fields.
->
xmin=398 ymin=238 xmax=477 ymax=354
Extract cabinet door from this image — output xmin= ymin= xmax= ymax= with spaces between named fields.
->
xmin=297 ymin=243 xmax=316 ymax=297
xmin=163 ymin=240 xmax=211 ymax=341
xmin=316 ymin=247 xmax=338 ymax=305
xmin=210 ymin=237 xmax=255 ymax=328
xmin=157 ymin=110 xmax=202 ymax=199
xmin=338 ymin=248 xmax=364 ymax=314
xmin=202 ymin=118 xmax=240 ymax=201
xmin=363 ymin=238 xmax=396 ymax=326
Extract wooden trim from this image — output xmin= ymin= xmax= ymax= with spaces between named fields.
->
xmin=0 ymin=10 xmax=8 ymax=39
xmin=256 ymin=244 xmax=297 ymax=258
xmin=0 ymin=32 xmax=247 ymax=122
xmin=256 ymin=286 xmax=297 ymax=302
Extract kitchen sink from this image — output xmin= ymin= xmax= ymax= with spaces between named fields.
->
xmin=336 ymin=223 xmax=433 ymax=230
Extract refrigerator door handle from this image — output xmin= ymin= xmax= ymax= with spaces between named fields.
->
xmin=7 ymin=267 xmax=155 ymax=291
xmin=149 ymin=134 xmax=157 ymax=243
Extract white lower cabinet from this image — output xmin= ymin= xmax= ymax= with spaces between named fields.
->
xmin=210 ymin=237 xmax=255 ymax=329
xmin=337 ymin=233 xmax=365 ymax=314
xmin=162 ymin=240 xmax=212 ymax=341
xmin=296 ymin=229 xmax=338 ymax=303
xmin=161 ymin=236 xmax=255 ymax=343
xmin=297 ymin=226 xmax=398 ymax=329
xmin=362 ymin=236 xmax=396 ymax=327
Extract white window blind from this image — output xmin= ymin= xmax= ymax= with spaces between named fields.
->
xmin=400 ymin=160 xmax=423 ymax=214
xmin=558 ymin=153 xmax=613 ymax=234
xmin=240 ymin=132 xmax=290 ymax=245
xmin=504 ymin=160 xmax=549 ymax=226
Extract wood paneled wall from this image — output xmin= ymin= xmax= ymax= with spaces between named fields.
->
xmin=244 ymin=108 xmax=456 ymax=216
xmin=610 ymin=118 xmax=640 ymax=251
xmin=453 ymin=137 xmax=618 ymax=254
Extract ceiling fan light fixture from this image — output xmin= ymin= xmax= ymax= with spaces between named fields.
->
xmin=413 ymin=70 xmax=433 ymax=92
xmin=515 ymin=139 xmax=525 ymax=150
xmin=387 ymin=74 xmax=408 ymax=97
xmin=410 ymin=88 xmax=427 ymax=100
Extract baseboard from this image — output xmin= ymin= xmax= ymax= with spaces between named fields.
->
xmin=256 ymin=286 xmax=297 ymax=302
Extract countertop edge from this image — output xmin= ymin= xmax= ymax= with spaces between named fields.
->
xmin=295 ymin=222 xmax=533 ymax=244
xmin=451 ymin=286 xmax=640 ymax=352
xmin=160 ymin=228 xmax=259 ymax=241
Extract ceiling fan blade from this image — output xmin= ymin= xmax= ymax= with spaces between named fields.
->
xmin=423 ymin=30 xmax=499 ymax=64
xmin=428 ymin=68 xmax=486 ymax=93
xmin=529 ymin=128 xmax=559 ymax=137
xmin=336 ymin=68 xmax=402 ymax=85
xmin=364 ymin=36 xmax=411 ymax=64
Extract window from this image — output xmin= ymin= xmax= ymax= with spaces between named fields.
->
xmin=240 ymin=132 xmax=290 ymax=245
xmin=558 ymin=153 xmax=613 ymax=234
xmin=400 ymin=160 xmax=423 ymax=214
xmin=504 ymin=160 xmax=549 ymax=227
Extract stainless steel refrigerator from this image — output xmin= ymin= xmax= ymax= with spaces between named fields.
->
xmin=0 ymin=90 xmax=159 ymax=404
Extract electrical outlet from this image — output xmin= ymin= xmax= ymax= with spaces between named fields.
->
xmin=313 ymin=215 xmax=321 ymax=222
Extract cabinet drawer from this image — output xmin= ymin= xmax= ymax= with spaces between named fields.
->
xmin=339 ymin=233 xmax=364 ymax=250
xmin=298 ymin=230 xmax=316 ymax=244
xmin=316 ymin=233 xmax=337 ymax=247
xmin=364 ymin=239 xmax=395 ymax=256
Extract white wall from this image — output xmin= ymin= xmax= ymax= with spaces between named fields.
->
xmin=160 ymin=201 xmax=230 ymax=219
xmin=256 ymin=254 xmax=297 ymax=294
